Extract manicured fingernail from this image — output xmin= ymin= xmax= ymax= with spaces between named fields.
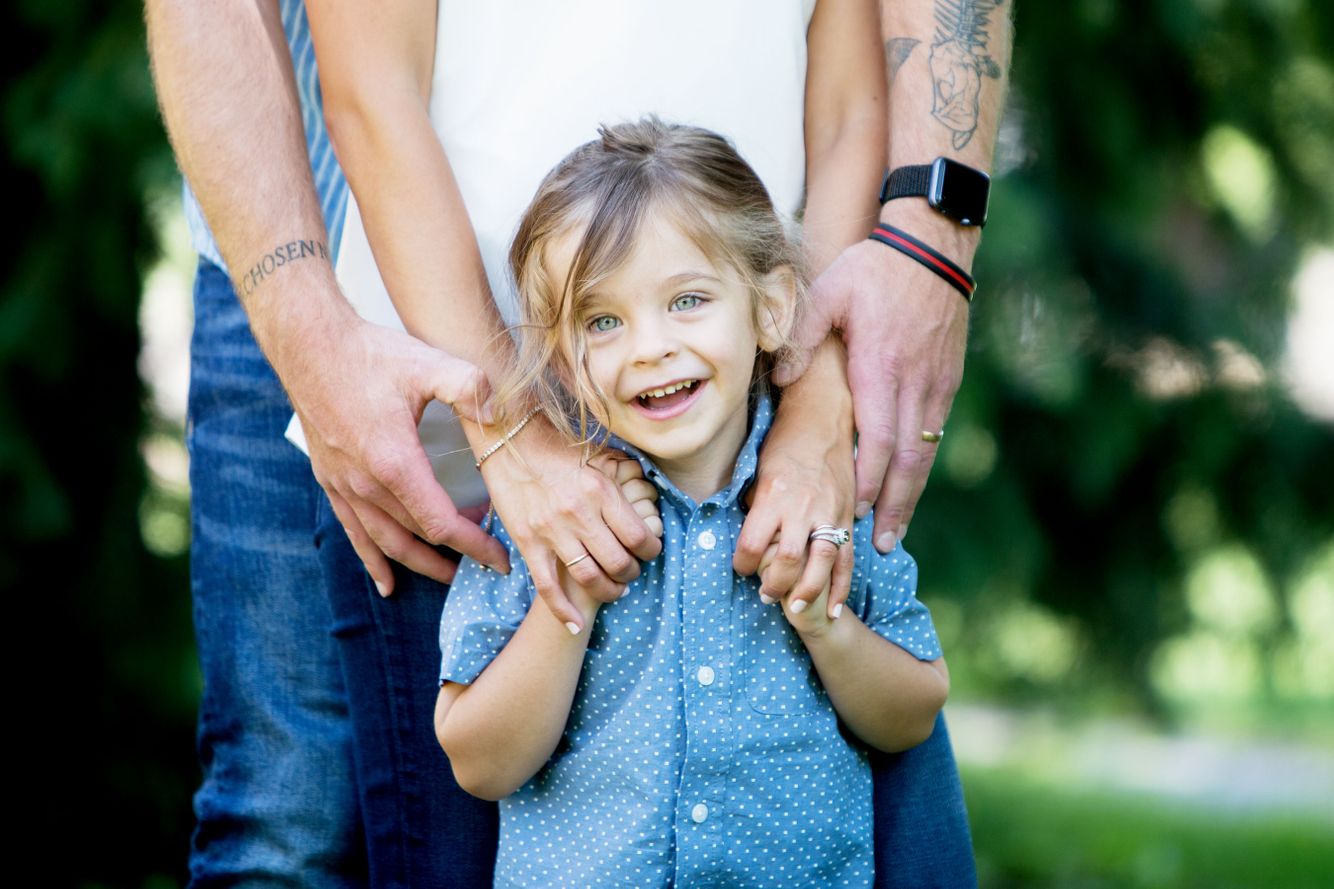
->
xmin=790 ymin=599 xmax=808 ymax=614
xmin=618 ymin=586 xmax=631 ymax=599
xmin=375 ymin=580 xmax=390 ymax=598
xmin=565 ymin=622 xmax=581 ymax=636
xmin=875 ymin=532 xmax=897 ymax=553
xmin=759 ymin=594 xmax=776 ymax=606
xmin=831 ymin=603 xmax=844 ymax=619
xmin=855 ymin=501 xmax=872 ymax=519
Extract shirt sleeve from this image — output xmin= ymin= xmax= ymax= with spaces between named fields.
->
xmin=848 ymin=518 xmax=942 ymax=661
xmin=438 ymin=518 xmax=535 ymax=686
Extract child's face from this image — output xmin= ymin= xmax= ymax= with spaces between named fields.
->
xmin=546 ymin=215 xmax=787 ymax=497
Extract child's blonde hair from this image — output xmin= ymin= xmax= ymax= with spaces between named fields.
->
xmin=493 ymin=117 xmax=804 ymax=448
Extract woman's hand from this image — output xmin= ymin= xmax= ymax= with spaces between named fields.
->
xmin=735 ymin=336 xmax=855 ymax=620
xmin=478 ymin=419 xmax=662 ymax=631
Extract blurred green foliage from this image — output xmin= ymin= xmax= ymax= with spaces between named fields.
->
xmin=4 ymin=0 xmax=1331 ymax=886
xmin=968 ymin=767 xmax=1334 ymax=888
xmin=4 ymin=2 xmax=194 ymax=887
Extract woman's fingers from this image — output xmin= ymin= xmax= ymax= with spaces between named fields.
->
xmin=784 ymin=538 xmax=839 ymax=614
xmin=527 ymin=550 xmax=584 ymax=632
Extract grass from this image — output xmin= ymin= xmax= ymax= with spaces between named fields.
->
xmin=965 ymin=766 xmax=1334 ymax=889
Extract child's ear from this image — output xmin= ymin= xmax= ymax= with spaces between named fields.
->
xmin=756 ymin=265 xmax=797 ymax=353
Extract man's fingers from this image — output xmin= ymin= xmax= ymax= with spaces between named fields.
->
xmin=872 ymin=389 xmax=928 ymax=552
xmin=426 ymin=354 xmax=492 ymax=425
xmin=370 ymin=439 xmax=462 ymax=541
xmin=327 ymin=491 xmax=396 ymax=596
xmin=356 ymin=498 xmax=460 ymax=585
xmin=850 ymin=364 xmax=898 ymax=517
xmin=898 ymin=392 xmax=951 ymax=538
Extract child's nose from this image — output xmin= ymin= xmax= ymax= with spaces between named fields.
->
xmin=630 ymin=319 xmax=679 ymax=365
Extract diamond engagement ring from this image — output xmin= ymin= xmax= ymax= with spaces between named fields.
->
xmin=809 ymin=524 xmax=850 ymax=547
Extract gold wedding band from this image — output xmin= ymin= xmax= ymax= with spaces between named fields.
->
xmin=921 ymin=429 xmax=944 ymax=443
xmin=564 ymin=553 xmax=590 ymax=568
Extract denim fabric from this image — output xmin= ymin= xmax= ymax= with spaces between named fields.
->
xmin=316 ymin=497 xmax=498 ymax=889
xmin=872 ymin=714 xmax=978 ymax=889
xmin=187 ymin=258 xmax=365 ymax=887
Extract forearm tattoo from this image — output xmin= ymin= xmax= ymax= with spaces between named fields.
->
xmin=885 ymin=37 xmax=921 ymax=87
xmin=238 ymin=239 xmax=330 ymax=297
xmin=928 ymin=0 xmax=1004 ymax=149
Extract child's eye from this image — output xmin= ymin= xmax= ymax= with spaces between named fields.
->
xmin=588 ymin=314 xmax=621 ymax=333
xmin=671 ymin=293 xmax=704 ymax=311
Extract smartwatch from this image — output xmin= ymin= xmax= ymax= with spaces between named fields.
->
xmin=879 ymin=157 xmax=991 ymax=227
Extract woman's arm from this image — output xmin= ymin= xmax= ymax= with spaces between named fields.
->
xmin=735 ymin=0 xmax=885 ymax=616
xmin=305 ymin=2 xmax=660 ymax=626
xmin=436 ymin=574 xmax=601 ymax=801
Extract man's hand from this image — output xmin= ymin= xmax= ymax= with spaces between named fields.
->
xmin=776 ymin=237 xmax=969 ymax=553
xmin=478 ymin=423 xmax=663 ymax=632
xmin=290 ymin=313 xmax=509 ymax=595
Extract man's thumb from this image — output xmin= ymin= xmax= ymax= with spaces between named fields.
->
xmin=432 ymin=358 xmax=493 ymax=424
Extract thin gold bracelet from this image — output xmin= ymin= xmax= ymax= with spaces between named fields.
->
xmin=474 ymin=406 xmax=541 ymax=469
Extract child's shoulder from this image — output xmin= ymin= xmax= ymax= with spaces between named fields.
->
xmin=848 ymin=514 xmax=919 ymax=600
xmin=449 ymin=513 xmax=533 ymax=599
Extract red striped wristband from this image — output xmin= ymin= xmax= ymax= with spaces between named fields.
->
xmin=868 ymin=224 xmax=976 ymax=302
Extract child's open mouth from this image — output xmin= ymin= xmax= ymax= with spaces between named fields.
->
xmin=633 ymin=379 xmax=703 ymax=416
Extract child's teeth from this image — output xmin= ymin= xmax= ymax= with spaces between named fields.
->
xmin=639 ymin=380 xmax=697 ymax=402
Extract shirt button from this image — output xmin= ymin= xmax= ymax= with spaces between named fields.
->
xmin=697 ymin=530 xmax=717 ymax=550
xmin=696 ymin=665 xmax=715 ymax=686
xmin=691 ymin=803 xmax=709 ymax=823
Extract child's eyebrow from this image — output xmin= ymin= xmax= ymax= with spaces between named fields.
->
xmin=664 ymin=270 xmax=720 ymax=286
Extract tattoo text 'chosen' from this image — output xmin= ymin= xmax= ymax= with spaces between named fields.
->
xmin=239 ymin=239 xmax=329 ymax=296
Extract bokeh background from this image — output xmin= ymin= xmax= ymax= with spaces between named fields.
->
xmin=6 ymin=1 xmax=1333 ymax=887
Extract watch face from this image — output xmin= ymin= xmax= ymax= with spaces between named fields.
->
xmin=928 ymin=158 xmax=990 ymax=226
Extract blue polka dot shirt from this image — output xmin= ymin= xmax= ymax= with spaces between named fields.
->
xmin=439 ymin=396 xmax=942 ymax=888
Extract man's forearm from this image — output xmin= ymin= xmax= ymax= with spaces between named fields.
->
xmin=144 ymin=0 xmax=352 ymax=376
xmin=879 ymin=0 xmax=1013 ymax=263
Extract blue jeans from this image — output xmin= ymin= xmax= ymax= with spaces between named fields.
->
xmin=187 ymin=259 xmax=365 ymax=887
xmin=872 ymin=716 xmax=977 ymax=888
xmin=315 ymin=496 xmax=498 ymax=889
xmin=315 ymin=503 xmax=974 ymax=888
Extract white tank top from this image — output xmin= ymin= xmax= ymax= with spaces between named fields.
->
xmin=292 ymin=0 xmax=815 ymax=506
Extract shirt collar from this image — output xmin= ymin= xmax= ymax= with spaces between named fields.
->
xmin=608 ymin=392 xmax=774 ymax=514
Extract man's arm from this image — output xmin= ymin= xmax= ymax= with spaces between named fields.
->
xmin=144 ymin=0 xmax=509 ymax=592
xmin=778 ymin=0 xmax=1013 ymax=551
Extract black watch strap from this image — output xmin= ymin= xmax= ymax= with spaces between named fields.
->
xmin=879 ymin=165 xmax=932 ymax=205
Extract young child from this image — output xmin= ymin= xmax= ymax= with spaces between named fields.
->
xmin=435 ymin=119 xmax=948 ymax=888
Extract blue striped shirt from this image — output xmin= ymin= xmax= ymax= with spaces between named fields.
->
xmin=181 ymin=0 xmax=348 ymax=272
